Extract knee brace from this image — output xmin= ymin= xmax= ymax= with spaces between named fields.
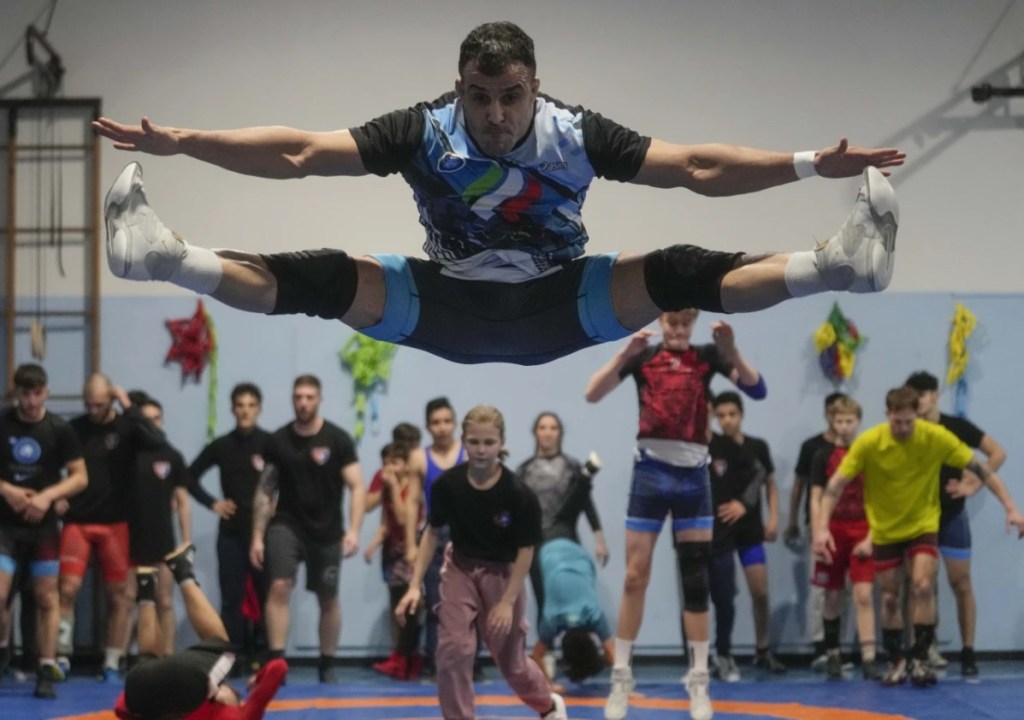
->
xmin=263 ymin=248 xmax=358 ymax=320
xmin=677 ymin=542 xmax=712 ymax=613
xmin=643 ymin=245 xmax=743 ymax=313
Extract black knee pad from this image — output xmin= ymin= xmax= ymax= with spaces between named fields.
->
xmin=263 ymin=248 xmax=358 ymax=320
xmin=677 ymin=542 xmax=712 ymax=613
xmin=643 ymin=245 xmax=743 ymax=313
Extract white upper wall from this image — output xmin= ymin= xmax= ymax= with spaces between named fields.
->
xmin=4 ymin=0 xmax=1023 ymax=296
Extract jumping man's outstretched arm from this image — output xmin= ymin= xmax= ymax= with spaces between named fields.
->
xmin=631 ymin=137 xmax=905 ymax=195
xmin=92 ymin=117 xmax=369 ymax=179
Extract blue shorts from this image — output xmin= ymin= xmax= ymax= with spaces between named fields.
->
xmin=625 ymin=451 xmax=713 ymax=534
xmin=736 ymin=543 xmax=767 ymax=567
xmin=939 ymin=508 xmax=971 ymax=560
xmin=362 ymin=253 xmax=630 ymax=365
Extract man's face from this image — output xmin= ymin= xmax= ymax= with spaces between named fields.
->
xmin=534 ymin=415 xmax=561 ymax=455
xmin=456 ymin=59 xmax=539 ymax=157
xmin=140 ymin=404 xmax=164 ymax=429
xmin=15 ymin=385 xmax=48 ymax=422
xmin=463 ymin=421 xmax=503 ymax=469
xmin=427 ymin=408 xmax=456 ymax=445
xmin=915 ymin=389 xmax=938 ymax=417
xmin=887 ymin=407 xmax=917 ymax=441
xmin=232 ymin=392 xmax=261 ymax=430
xmin=830 ymin=412 xmax=860 ymax=444
xmin=83 ymin=386 xmax=115 ymax=424
xmin=659 ymin=312 xmax=696 ymax=351
xmin=714 ymin=402 xmax=743 ymax=437
xmin=292 ymin=384 xmax=320 ymax=424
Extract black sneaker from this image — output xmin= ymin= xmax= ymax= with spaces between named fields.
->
xmin=909 ymin=657 xmax=937 ymax=687
xmin=753 ymin=650 xmax=787 ymax=674
xmin=861 ymin=658 xmax=883 ymax=681
xmin=34 ymin=664 xmax=61 ymax=699
xmin=164 ymin=543 xmax=197 ymax=585
xmin=318 ymin=665 xmax=337 ymax=684
xmin=825 ymin=649 xmax=843 ymax=680
xmin=960 ymin=647 xmax=978 ymax=678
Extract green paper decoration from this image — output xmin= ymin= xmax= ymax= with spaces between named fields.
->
xmin=339 ymin=335 xmax=397 ymax=441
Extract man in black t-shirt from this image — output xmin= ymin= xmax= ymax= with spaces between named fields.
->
xmin=904 ymin=372 xmax=1008 ymax=677
xmin=96 ymin=22 xmax=902 ymax=369
xmin=249 ymin=375 xmax=365 ymax=683
xmin=59 ymin=373 xmax=166 ymax=680
xmin=189 ymin=382 xmax=271 ymax=660
xmin=784 ymin=391 xmax=847 ymax=668
xmin=127 ymin=395 xmax=192 ymax=657
xmin=0 ymin=364 xmax=87 ymax=699
xmin=707 ymin=392 xmax=785 ymax=677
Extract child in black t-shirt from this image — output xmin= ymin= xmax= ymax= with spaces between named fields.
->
xmin=396 ymin=405 xmax=566 ymax=720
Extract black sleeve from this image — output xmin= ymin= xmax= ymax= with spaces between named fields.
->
xmin=581 ymin=491 xmax=603 ymax=533
xmin=947 ymin=416 xmax=985 ymax=448
xmin=581 ymin=110 xmax=652 ymax=182
xmin=124 ymin=405 xmax=167 ymax=450
xmin=185 ymin=440 xmax=219 ymax=508
xmin=704 ymin=344 xmax=735 ymax=380
xmin=428 ymin=476 xmax=449 ymax=528
xmin=349 ymin=105 xmax=427 ymax=177
xmin=794 ymin=437 xmax=817 ymax=477
xmin=619 ymin=346 xmax=655 ymax=380
xmin=569 ymin=458 xmax=603 ymax=532
xmin=808 ymin=448 xmax=831 ymax=489
xmin=57 ymin=420 xmax=83 ymax=464
xmin=170 ymin=451 xmax=190 ymax=489
xmin=754 ymin=439 xmax=775 ymax=476
xmin=515 ymin=482 xmax=543 ymax=549
xmin=334 ymin=427 xmax=359 ymax=468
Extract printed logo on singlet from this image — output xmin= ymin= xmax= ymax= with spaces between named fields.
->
xmin=437 ymin=151 xmax=467 ymax=173
xmin=712 ymin=459 xmax=727 ymax=477
xmin=251 ymin=454 xmax=265 ymax=472
xmin=104 ymin=433 xmax=120 ymax=450
xmin=152 ymin=461 xmax=171 ymax=480
xmin=538 ymin=161 xmax=567 ymax=172
xmin=311 ymin=447 xmax=331 ymax=466
xmin=10 ymin=437 xmax=42 ymax=465
xmin=493 ymin=510 xmax=511 ymax=528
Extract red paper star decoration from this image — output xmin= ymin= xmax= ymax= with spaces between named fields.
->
xmin=165 ymin=300 xmax=215 ymax=382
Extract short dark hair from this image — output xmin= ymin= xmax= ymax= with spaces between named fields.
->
xmin=561 ymin=627 xmax=604 ymax=683
xmin=459 ymin=21 xmax=536 ymax=76
xmin=904 ymin=371 xmax=939 ymax=393
xmin=380 ymin=442 xmax=409 ymax=462
xmin=293 ymin=374 xmax=321 ymax=392
xmin=425 ymin=396 xmax=454 ymax=424
xmin=886 ymin=386 xmax=919 ymax=413
xmin=825 ymin=392 xmax=848 ymax=410
xmin=391 ymin=422 xmax=422 ymax=448
xmin=712 ymin=391 xmax=743 ymax=413
xmin=13 ymin=363 xmax=47 ymax=390
xmin=231 ymin=382 xmax=262 ymax=404
xmin=127 ymin=389 xmax=153 ymax=407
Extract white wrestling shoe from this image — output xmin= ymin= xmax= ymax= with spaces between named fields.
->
xmin=685 ymin=668 xmax=713 ymax=720
xmin=604 ymin=666 xmax=634 ymax=720
xmin=815 ymin=166 xmax=898 ymax=293
xmin=542 ymin=692 xmax=569 ymax=720
xmin=104 ymin=162 xmax=186 ymax=282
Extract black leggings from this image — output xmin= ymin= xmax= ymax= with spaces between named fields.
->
xmin=389 ymin=584 xmax=421 ymax=656
xmin=709 ymin=551 xmax=738 ymax=657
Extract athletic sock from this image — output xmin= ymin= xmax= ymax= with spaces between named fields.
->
xmin=783 ymin=251 xmax=829 ymax=297
xmin=882 ymin=628 xmax=903 ymax=662
xmin=104 ymin=647 xmax=123 ymax=671
xmin=688 ymin=639 xmax=709 ymax=673
xmin=171 ymin=240 xmax=222 ymax=295
xmin=860 ymin=639 xmax=876 ymax=663
xmin=58 ymin=617 xmax=74 ymax=655
xmin=823 ymin=617 xmax=841 ymax=651
xmin=613 ymin=638 xmax=633 ymax=670
xmin=911 ymin=624 xmax=935 ymax=661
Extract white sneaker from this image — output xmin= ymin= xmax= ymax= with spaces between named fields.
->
xmin=104 ymin=162 xmax=186 ymax=282
xmin=815 ymin=166 xmax=898 ymax=293
xmin=928 ymin=642 xmax=949 ymax=669
xmin=713 ymin=654 xmax=741 ymax=682
xmin=542 ymin=692 xmax=569 ymax=720
xmin=604 ymin=666 xmax=634 ymax=720
xmin=685 ymin=669 xmax=714 ymax=720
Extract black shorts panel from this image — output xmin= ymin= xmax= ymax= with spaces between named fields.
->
xmin=263 ymin=521 xmax=341 ymax=597
xmin=643 ymin=245 xmax=744 ymax=313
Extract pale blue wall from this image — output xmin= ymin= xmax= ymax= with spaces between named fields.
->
xmin=62 ymin=291 xmax=1024 ymax=655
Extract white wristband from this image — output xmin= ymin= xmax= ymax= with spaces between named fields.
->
xmin=793 ymin=150 xmax=818 ymax=179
